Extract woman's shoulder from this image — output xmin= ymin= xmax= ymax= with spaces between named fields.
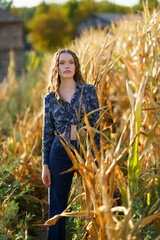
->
xmin=44 ymin=91 xmax=56 ymax=100
xmin=83 ymin=83 xmax=95 ymax=89
xmin=83 ymin=83 xmax=96 ymax=92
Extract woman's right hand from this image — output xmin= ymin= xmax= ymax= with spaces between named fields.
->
xmin=42 ymin=164 xmax=51 ymax=188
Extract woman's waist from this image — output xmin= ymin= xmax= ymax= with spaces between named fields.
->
xmin=52 ymin=134 xmax=78 ymax=150
xmin=54 ymin=124 xmax=78 ymax=139
xmin=54 ymin=124 xmax=85 ymax=136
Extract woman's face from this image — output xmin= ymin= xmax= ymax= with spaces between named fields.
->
xmin=58 ymin=52 xmax=76 ymax=81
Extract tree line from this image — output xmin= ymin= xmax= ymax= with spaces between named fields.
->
xmin=0 ymin=0 xmax=159 ymax=51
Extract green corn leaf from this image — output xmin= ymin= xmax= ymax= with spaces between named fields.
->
xmin=128 ymin=75 xmax=148 ymax=194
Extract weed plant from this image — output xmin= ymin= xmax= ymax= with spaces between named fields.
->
xmin=0 ymin=153 xmax=33 ymax=239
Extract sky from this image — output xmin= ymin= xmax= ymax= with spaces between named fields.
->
xmin=10 ymin=0 xmax=140 ymax=8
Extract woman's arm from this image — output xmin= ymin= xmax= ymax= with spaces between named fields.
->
xmin=88 ymin=86 xmax=100 ymax=150
xmin=41 ymin=95 xmax=55 ymax=165
xmin=41 ymin=95 xmax=55 ymax=187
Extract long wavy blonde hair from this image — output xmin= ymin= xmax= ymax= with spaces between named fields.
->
xmin=48 ymin=49 xmax=85 ymax=99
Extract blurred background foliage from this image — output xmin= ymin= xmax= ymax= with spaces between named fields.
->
xmin=6 ymin=0 xmax=159 ymax=51
xmin=0 ymin=0 xmax=12 ymax=10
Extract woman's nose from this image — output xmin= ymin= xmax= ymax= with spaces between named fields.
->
xmin=65 ymin=63 xmax=70 ymax=68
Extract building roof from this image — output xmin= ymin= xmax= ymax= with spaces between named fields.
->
xmin=0 ymin=8 xmax=22 ymax=23
xmin=93 ymin=13 xmax=125 ymax=22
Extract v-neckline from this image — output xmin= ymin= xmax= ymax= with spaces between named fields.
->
xmin=60 ymin=82 xmax=78 ymax=104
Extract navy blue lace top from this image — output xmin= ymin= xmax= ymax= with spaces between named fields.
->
xmin=42 ymin=82 xmax=100 ymax=165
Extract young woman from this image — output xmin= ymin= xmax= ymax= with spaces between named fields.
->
xmin=41 ymin=49 xmax=100 ymax=240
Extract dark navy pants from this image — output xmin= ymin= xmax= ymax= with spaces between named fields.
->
xmin=47 ymin=136 xmax=77 ymax=240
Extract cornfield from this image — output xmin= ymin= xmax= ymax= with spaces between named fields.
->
xmin=1 ymin=3 xmax=160 ymax=239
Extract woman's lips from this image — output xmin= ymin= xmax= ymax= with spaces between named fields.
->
xmin=64 ymin=70 xmax=71 ymax=73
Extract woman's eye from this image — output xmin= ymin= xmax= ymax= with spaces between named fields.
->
xmin=59 ymin=61 xmax=74 ymax=65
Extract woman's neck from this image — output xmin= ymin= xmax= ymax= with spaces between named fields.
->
xmin=59 ymin=79 xmax=76 ymax=91
xmin=58 ymin=78 xmax=76 ymax=103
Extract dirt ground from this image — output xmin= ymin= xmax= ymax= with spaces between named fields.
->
xmin=33 ymin=212 xmax=48 ymax=240
xmin=33 ymin=220 xmax=71 ymax=240
xmin=34 ymin=225 xmax=47 ymax=240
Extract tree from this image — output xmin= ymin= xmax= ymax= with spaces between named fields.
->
xmin=0 ymin=0 xmax=12 ymax=10
xmin=74 ymin=0 xmax=96 ymax=25
xmin=62 ymin=0 xmax=78 ymax=21
xmin=139 ymin=0 xmax=158 ymax=3
xmin=28 ymin=8 xmax=70 ymax=51
xmin=10 ymin=6 xmax=36 ymax=26
xmin=133 ymin=0 xmax=158 ymax=11
xmin=34 ymin=1 xmax=49 ymax=16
